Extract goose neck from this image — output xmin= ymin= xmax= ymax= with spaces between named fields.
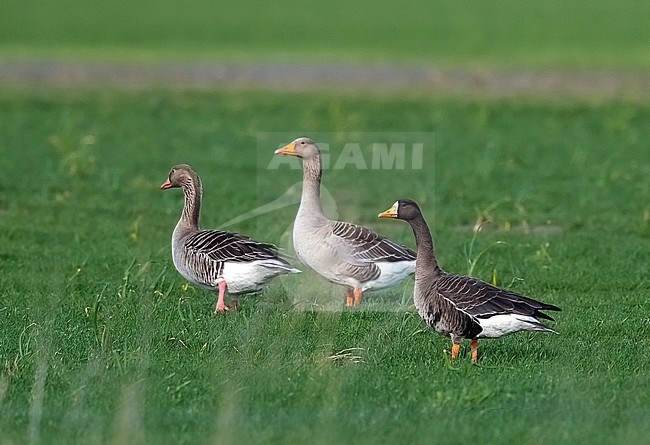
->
xmin=179 ymin=176 xmax=201 ymax=231
xmin=407 ymin=215 xmax=441 ymax=276
xmin=299 ymin=155 xmax=324 ymax=214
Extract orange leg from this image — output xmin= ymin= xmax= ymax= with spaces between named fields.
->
xmin=470 ymin=339 xmax=479 ymax=364
xmin=345 ymin=288 xmax=354 ymax=307
xmin=353 ymin=288 xmax=362 ymax=306
xmin=451 ymin=343 xmax=460 ymax=359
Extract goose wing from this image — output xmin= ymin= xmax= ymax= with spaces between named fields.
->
xmin=184 ymin=230 xmax=289 ymax=264
xmin=416 ymin=277 xmax=484 ymax=339
xmin=330 ymin=220 xmax=416 ymax=265
xmin=436 ymin=273 xmax=561 ymax=321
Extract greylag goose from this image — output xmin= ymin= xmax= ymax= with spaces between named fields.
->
xmin=275 ymin=137 xmax=416 ymax=307
xmin=161 ymin=164 xmax=300 ymax=312
xmin=378 ymin=199 xmax=560 ymax=363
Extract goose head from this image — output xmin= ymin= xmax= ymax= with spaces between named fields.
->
xmin=274 ymin=137 xmax=320 ymax=160
xmin=160 ymin=164 xmax=197 ymax=190
xmin=378 ymin=199 xmax=422 ymax=221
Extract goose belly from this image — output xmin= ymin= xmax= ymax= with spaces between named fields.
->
xmin=293 ymin=242 xmax=368 ymax=288
xmin=362 ymin=260 xmax=415 ymax=291
xmin=221 ymin=261 xmax=291 ymax=294
xmin=477 ymin=314 xmax=545 ymax=338
xmin=295 ymin=246 xmax=346 ymax=285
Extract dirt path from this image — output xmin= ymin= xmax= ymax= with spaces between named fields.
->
xmin=1 ymin=59 xmax=648 ymax=98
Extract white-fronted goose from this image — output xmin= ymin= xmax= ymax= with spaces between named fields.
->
xmin=161 ymin=164 xmax=300 ymax=312
xmin=275 ymin=138 xmax=416 ymax=306
xmin=379 ymin=199 xmax=560 ymax=362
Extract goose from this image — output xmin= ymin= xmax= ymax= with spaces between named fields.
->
xmin=274 ymin=137 xmax=416 ymax=306
xmin=378 ymin=199 xmax=560 ymax=362
xmin=161 ymin=164 xmax=300 ymax=313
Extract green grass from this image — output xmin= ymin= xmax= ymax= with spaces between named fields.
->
xmin=1 ymin=88 xmax=649 ymax=444
xmin=1 ymin=0 xmax=650 ymax=68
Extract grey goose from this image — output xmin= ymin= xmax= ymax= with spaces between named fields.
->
xmin=379 ymin=199 xmax=560 ymax=362
xmin=275 ymin=137 xmax=416 ymax=307
xmin=161 ymin=164 xmax=299 ymax=312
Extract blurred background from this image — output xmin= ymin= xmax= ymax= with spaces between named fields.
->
xmin=1 ymin=0 xmax=649 ymax=94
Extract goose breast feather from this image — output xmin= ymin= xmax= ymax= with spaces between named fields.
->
xmin=415 ymin=279 xmax=484 ymax=339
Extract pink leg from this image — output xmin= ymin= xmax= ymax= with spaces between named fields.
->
xmin=214 ymin=280 xmax=229 ymax=313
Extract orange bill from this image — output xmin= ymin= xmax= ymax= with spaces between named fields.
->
xmin=274 ymin=142 xmax=296 ymax=155
xmin=378 ymin=202 xmax=398 ymax=218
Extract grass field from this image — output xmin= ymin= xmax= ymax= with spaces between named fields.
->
xmin=0 ymin=88 xmax=649 ymax=444
xmin=1 ymin=0 xmax=650 ymax=68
